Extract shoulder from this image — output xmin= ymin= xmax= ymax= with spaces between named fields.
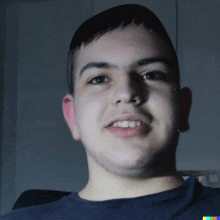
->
xmin=1 ymin=202 xmax=64 ymax=220
xmin=0 ymin=208 xmax=36 ymax=220
xmin=178 ymin=179 xmax=220 ymax=218
xmin=0 ymin=192 xmax=76 ymax=220
xmin=195 ymin=184 xmax=220 ymax=207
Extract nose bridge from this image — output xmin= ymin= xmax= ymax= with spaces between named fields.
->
xmin=117 ymin=71 xmax=131 ymax=91
xmin=114 ymin=71 xmax=132 ymax=96
xmin=113 ymin=70 xmax=145 ymax=104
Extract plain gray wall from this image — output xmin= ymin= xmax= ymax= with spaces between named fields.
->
xmin=177 ymin=0 xmax=220 ymax=169
xmin=1 ymin=0 xmax=220 ymax=215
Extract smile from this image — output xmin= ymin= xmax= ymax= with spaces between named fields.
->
xmin=110 ymin=120 xmax=142 ymax=128
xmin=107 ymin=126 xmax=143 ymax=137
xmin=107 ymin=120 xmax=148 ymax=137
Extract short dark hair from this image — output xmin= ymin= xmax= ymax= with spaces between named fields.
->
xmin=66 ymin=4 xmax=179 ymax=95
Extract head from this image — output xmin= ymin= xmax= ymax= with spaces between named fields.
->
xmin=63 ymin=4 xmax=191 ymax=178
xmin=66 ymin=4 xmax=180 ymax=95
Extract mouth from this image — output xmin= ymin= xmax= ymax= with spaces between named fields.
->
xmin=106 ymin=116 xmax=151 ymax=138
xmin=109 ymin=120 xmax=143 ymax=128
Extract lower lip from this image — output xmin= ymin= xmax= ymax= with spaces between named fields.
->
xmin=107 ymin=126 xmax=143 ymax=137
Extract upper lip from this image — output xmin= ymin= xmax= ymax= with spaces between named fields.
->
xmin=105 ymin=114 xmax=151 ymax=127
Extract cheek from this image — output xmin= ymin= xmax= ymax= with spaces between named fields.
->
xmin=149 ymin=88 xmax=177 ymax=122
xmin=75 ymin=98 xmax=105 ymax=132
xmin=149 ymin=89 xmax=179 ymax=145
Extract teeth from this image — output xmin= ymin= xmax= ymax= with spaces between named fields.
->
xmin=122 ymin=121 xmax=129 ymax=127
xmin=129 ymin=121 xmax=135 ymax=128
xmin=111 ymin=121 xmax=142 ymax=128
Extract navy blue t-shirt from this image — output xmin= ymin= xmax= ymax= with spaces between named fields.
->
xmin=1 ymin=176 xmax=220 ymax=219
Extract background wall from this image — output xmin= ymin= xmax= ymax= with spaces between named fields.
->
xmin=1 ymin=0 xmax=219 ymax=215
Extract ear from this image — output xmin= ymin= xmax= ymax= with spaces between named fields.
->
xmin=178 ymin=87 xmax=192 ymax=132
xmin=62 ymin=94 xmax=81 ymax=141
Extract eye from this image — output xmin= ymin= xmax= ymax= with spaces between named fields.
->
xmin=141 ymin=71 xmax=167 ymax=81
xmin=88 ymin=75 xmax=109 ymax=85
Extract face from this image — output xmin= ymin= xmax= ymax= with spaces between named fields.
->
xmin=63 ymin=24 xmax=185 ymax=177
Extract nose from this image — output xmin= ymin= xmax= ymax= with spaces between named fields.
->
xmin=112 ymin=71 xmax=147 ymax=105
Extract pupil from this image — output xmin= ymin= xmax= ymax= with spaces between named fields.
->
xmin=147 ymin=72 xmax=155 ymax=79
xmin=97 ymin=77 xmax=102 ymax=82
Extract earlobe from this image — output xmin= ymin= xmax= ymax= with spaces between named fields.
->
xmin=179 ymin=87 xmax=192 ymax=132
xmin=62 ymin=94 xmax=81 ymax=141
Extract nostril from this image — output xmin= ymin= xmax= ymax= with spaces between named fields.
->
xmin=115 ymin=95 xmax=141 ymax=105
xmin=131 ymin=97 xmax=138 ymax=103
xmin=113 ymin=73 xmax=148 ymax=105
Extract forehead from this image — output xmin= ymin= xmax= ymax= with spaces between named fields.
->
xmin=74 ymin=24 xmax=175 ymax=72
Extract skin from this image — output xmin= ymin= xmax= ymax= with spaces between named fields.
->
xmin=62 ymin=24 xmax=191 ymax=200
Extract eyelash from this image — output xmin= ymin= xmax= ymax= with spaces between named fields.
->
xmin=87 ymin=71 xmax=167 ymax=85
xmin=88 ymin=75 xmax=109 ymax=85
xmin=141 ymin=71 xmax=167 ymax=82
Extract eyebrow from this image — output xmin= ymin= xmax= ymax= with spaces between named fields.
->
xmin=80 ymin=57 xmax=175 ymax=76
xmin=133 ymin=57 xmax=175 ymax=68
xmin=80 ymin=62 xmax=118 ymax=76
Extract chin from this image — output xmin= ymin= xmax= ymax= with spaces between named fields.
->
xmin=106 ymin=161 xmax=157 ymax=179
xmin=99 ymin=151 xmax=156 ymax=177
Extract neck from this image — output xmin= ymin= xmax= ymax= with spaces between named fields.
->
xmin=78 ymin=157 xmax=184 ymax=201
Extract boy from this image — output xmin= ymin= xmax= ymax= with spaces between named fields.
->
xmin=1 ymin=4 xmax=220 ymax=220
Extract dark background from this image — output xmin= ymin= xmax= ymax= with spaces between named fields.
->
xmin=1 ymin=0 xmax=220 ymax=215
